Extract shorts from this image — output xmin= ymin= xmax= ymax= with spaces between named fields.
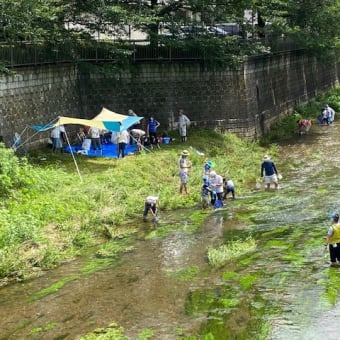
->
xmin=264 ymin=174 xmax=278 ymax=184
xmin=179 ymin=170 xmax=188 ymax=184
xmin=226 ymin=186 xmax=235 ymax=194
xmin=329 ymin=242 xmax=340 ymax=263
xmin=179 ymin=125 xmax=187 ymax=137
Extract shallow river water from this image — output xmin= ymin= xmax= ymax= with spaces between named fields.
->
xmin=1 ymin=122 xmax=340 ymax=340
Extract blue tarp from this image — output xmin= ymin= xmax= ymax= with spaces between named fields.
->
xmin=30 ymin=123 xmax=56 ymax=132
xmin=65 ymin=142 xmax=138 ymax=158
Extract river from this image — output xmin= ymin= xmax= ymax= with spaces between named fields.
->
xmin=1 ymin=122 xmax=340 ymax=340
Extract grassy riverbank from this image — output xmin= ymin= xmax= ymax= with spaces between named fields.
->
xmin=0 ymin=129 xmax=275 ymax=285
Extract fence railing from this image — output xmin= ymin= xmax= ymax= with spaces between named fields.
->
xmin=0 ymin=38 xmax=301 ymax=68
xmin=0 ymin=40 xmax=204 ymax=67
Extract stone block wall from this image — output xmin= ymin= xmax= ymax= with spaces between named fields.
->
xmin=0 ymin=51 xmax=339 ymax=147
xmin=0 ymin=65 xmax=80 ymax=147
xmin=79 ymin=50 xmax=339 ymax=139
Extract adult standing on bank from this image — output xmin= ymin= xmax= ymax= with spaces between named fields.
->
xmin=179 ymin=149 xmax=192 ymax=194
xmin=50 ymin=124 xmax=65 ymax=153
xmin=261 ymin=155 xmax=279 ymax=190
xmin=147 ymin=116 xmax=160 ymax=148
xmin=116 ymin=129 xmax=130 ymax=158
xmin=88 ymin=126 xmax=102 ymax=155
xmin=325 ymin=213 xmax=340 ymax=266
xmin=178 ymin=109 xmax=191 ymax=142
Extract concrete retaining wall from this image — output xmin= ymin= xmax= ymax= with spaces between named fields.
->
xmin=0 ymin=51 xmax=338 ymax=147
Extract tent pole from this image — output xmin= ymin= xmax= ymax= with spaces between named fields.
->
xmin=19 ymin=117 xmax=60 ymax=151
xmin=129 ymin=133 xmax=152 ymax=153
xmin=11 ymin=126 xmax=28 ymax=149
xmin=64 ymin=128 xmax=83 ymax=182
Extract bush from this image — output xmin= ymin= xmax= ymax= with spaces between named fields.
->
xmin=0 ymin=144 xmax=35 ymax=197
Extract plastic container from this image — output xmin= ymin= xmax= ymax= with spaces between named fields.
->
xmin=163 ymin=137 xmax=170 ymax=144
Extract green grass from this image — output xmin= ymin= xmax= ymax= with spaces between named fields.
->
xmin=0 ymin=129 xmax=270 ymax=283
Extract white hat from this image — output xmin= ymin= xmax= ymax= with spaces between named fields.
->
xmin=210 ymin=171 xmax=216 ymax=177
xmin=263 ymin=155 xmax=270 ymax=161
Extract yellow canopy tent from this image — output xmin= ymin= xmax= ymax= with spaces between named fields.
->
xmin=31 ymin=107 xmax=142 ymax=132
xmin=28 ymin=108 xmax=143 ymax=181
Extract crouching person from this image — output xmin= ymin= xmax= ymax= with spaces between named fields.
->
xmin=297 ymin=119 xmax=312 ymax=135
xmin=223 ymin=178 xmax=236 ymax=200
xmin=143 ymin=196 xmax=159 ymax=222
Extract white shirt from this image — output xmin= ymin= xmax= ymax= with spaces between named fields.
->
xmin=210 ymin=174 xmax=224 ymax=193
xmin=89 ymin=127 xmax=100 ymax=138
xmin=179 ymin=114 xmax=190 ymax=127
xmin=226 ymin=180 xmax=234 ymax=188
xmin=117 ymin=130 xmax=130 ymax=144
xmin=327 ymin=106 xmax=335 ymax=120
xmin=145 ymin=196 xmax=159 ymax=205
xmin=131 ymin=129 xmax=146 ymax=138
xmin=51 ymin=125 xmax=65 ymax=138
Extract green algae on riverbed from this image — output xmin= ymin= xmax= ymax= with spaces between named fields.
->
xmin=144 ymin=209 xmax=211 ymax=240
xmin=30 ymin=322 xmax=58 ymax=335
xmin=95 ymin=239 xmax=134 ymax=259
xmin=78 ymin=322 xmax=128 ymax=340
xmin=27 ymin=275 xmax=79 ymax=302
xmin=165 ymin=265 xmax=200 ymax=282
xmin=207 ymin=237 xmax=256 ymax=267
xmin=319 ymin=267 xmax=340 ymax=306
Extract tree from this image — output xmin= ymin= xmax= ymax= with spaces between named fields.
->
xmin=253 ymin=0 xmax=340 ymax=58
xmin=0 ymin=0 xmax=68 ymax=43
xmin=0 ymin=0 xmax=339 ymax=68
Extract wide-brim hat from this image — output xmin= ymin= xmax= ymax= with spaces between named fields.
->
xmin=181 ymin=150 xmax=190 ymax=156
xmin=263 ymin=155 xmax=270 ymax=161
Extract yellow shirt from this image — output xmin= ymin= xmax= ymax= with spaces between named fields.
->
xmin=329 ymin=224 xmax=340 ymax=244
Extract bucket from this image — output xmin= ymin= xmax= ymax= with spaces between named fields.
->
xmin=163 ymin=137 xmax=170 ymax=144
xmin=214 ymin=200 xmax=223 ymax=208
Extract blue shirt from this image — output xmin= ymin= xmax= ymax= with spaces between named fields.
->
xmin=261 ymin=160 xmax=278 ymax=177
xmin=148 ymin=120 xmax=159 ymax=133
